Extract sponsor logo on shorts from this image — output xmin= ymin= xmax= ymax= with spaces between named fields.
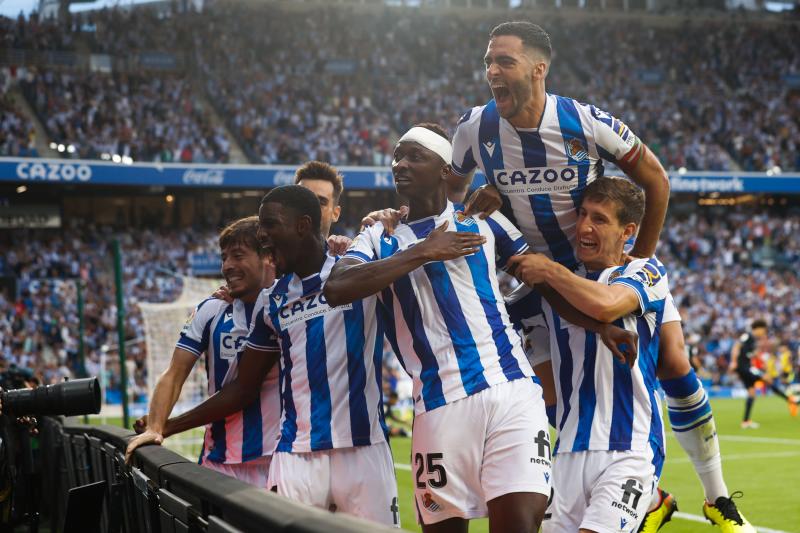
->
xmin=422 ymin=493 xmax=441 ymax=513
xmin=531 ymin=430 xmax=552 ymax=467
xmin=611 ymin=478 xmax=642 ymax=520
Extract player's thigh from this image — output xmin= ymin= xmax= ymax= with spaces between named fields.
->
xmin=581 ymin=451 xmax=657 ymax=533
xmin=482 ymin=378 xmax=552 ymax=504
xmin=267 ymin=450 xmax=331 ymax=509
xmin=542 ymin=452 xmax=587 ymax=533
xmin=412 ymin=397 xmax=488 ymax=524
xmin=487 ymin=491 xmax=548 ymax=533
xmin=331 ymin=441 xmax=400 ymax=528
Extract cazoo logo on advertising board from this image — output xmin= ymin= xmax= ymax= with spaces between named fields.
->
xmin=16 ymin=162 xmax=92 ymax=182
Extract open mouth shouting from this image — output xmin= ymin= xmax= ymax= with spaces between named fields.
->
xmin=491 ymin=82 xmax=512 ymax=110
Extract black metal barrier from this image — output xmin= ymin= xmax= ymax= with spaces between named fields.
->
xmin=38 ymin=417 xmax=399 ymax=533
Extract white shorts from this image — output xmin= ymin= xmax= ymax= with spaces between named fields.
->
xmin=267 ymin=441 xmax=400 ymax=528
xmin=412 ymin=378 xmax=551 ymax=525
xmin=543 ymin=449 xmax=658 ymax=533
xmin=201 ymin=455 xmax=271 ymax=488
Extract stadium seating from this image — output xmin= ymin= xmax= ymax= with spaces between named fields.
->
xmin=1 ymin=4 xmax=798 ymax=170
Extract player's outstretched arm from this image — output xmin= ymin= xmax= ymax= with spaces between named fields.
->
xmin=508 ymin=253 xmax=640 ymax=323
xmin=536 ymin=284 xmax=637 ymax=366
xmin=325 ymin=220 xmax=486 ymax=306
xmin=621 ymin=144 xmax=670 ymax=259
xmin=161 ymin=346 xmax=279 ymax=439
xmin=125 ymin=347 xmax=196 ymax=462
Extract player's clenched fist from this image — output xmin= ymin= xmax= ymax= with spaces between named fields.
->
xmin=125 ymin=429 xmax=164 ymax=464
xmin=507 ymin=253 xmax=552 ymax=285
xmin=416 ymin=221 xmax=486 ymax=261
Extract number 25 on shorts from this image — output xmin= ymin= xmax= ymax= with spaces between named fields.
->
xmin=414 ymin=452 xmax=448 ymax=489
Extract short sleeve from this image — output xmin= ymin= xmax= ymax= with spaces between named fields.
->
xmin=662 ymin=293 xmax=681 ymax=323
xmin=484 ymin=211 xmax=529 ymax=270
xmin=176 ymin=298 xmax=219 ymax=357
xmin=343 ymin=226 xmax=379 ymax=264
xmin=451 ymin=108 xmax=479 ymax=177
xmin=245 ymin=297 xmax=280 ymax=352
xmin=609 ymin=258 xmax=670 ymax=316
xmin=589 ymin=106 xmax=644 ymax=171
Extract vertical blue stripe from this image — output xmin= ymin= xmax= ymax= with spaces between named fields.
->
xmin=378 ymin=288 xmax=407 ymax=373
xmin=637 ymin=306 xmax=665 ymax=475
xmin=554 ymin=95 xmax=591 ymax=210
xmin=372 ymin=307 xmax=389 ymax=440
xmin=305 ymin=317 xmax=333 ymax=450
xmin=208 ymin=307 xmax=232 ymax=462
xmin=381 ymin=231 xmax=445 ymax=411
xmin=241 ymin=300 xmax=263 ymax=460
xmin=454 ymin=217 xmax=523 ymax=381
xmin=422 ymin=261 xmax=490 ymax=396
xmin=573 ymin=331 xmax=597 ymax=452
xmin=477 ymin=100 xmax=522 ymax=231
xmin=518 ymin=129 xmax=579 ymax=270
xmin=275 ymin=330 xmax=297 ymax=452
xmin=551 ymin=311 xmax=573 ymax=454
xmin=343 ymin=300 xmax=371 ymax=446
xmin=609 ymin=320 xmax=634 ymax=450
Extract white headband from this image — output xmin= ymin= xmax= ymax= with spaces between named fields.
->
xmin=398 ymin=127 xmax=452 ymax=164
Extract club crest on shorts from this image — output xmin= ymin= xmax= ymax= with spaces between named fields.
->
xmin=564 ymin=138 xmax=589 ymax=162
xmin=422 ymin=493 xmax=441 ymax=512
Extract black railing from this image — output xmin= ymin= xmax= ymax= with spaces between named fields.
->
xmin=35 ymin=417 xmax=396 ymax=533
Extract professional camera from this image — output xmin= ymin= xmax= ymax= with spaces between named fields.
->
xmin=0 ymin=369 xmax=102 ymax=532
xmin=0 ymin=376 xmax=101 ymax=417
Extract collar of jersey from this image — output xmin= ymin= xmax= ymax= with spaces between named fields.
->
xmin=404 ymin=200 xmax=455 ymax=228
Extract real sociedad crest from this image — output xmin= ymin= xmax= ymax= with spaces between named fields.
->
xmin=454 ymin=211 xmax=475 ymax=226
xmin=565 ymin=138 xmax=589 ymax=162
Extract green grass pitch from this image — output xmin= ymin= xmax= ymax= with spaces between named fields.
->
xmin=90 ymin=396 xmax=800 ymax=532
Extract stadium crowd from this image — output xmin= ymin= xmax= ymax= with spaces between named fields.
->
xmin=0 ymin=208 xmax=797 ymax=396
xmin=0 ymin=225 xmax=217 ymax=399
xmin=1 ymin=4 xmax=799 ymax=171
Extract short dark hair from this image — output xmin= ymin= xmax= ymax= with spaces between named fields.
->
xmin=751 ymin=319 xmax=768 ymax=331
xmin=294 ymin=160 xmax=344 ymax=205
xmin=261 ymin=185 xmax=322 ymax=234
xmin=581 ymin=177 xmax=644 ymax=226
xmin=219 ymin=216 xmax=263 ymax=256
xmin=414 ymin=122 xmax=450 ymax=142
xmin=490 ymin=21 xmax=552 ymax=60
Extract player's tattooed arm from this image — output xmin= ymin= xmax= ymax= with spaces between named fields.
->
xmin=621 ymin=143 xmax=669 ymax=259
xmin=325 ymin=220 xmax=486 ymax=306
xmin=160 ymin=346 xmax=279 ymax=439
xmin=536 ymin=283 xmax=637 ymax=366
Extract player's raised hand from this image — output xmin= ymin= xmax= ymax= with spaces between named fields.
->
xmin=417 ymin=221 xmax=486 ymax=261
xmin=326 ymin=235 xmax=352 ymax=255
xmin=212 ymin=285 xmax=233 ymax=303
xmin=360 ymin=206 xmax=409 ymax=235
xmin=464 ymin=184 xmax=502 ymax=219
xmin=125 ymin=429 xmax=164 ymax=464
xmin=599 ymin=324 xmax=638 ymax=367
xmin=507 ymin=254 xmax=552 ymax=286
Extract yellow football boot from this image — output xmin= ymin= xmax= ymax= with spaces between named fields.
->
xmin=703 ymin=492 xmax=756 ymax=532
xmin=637 ymin=488 xmax=677 ymax=532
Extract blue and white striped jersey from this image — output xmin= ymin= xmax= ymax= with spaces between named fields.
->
xmin=345 ymin=201 xmax=533 ymax=415
xmin=539 ymin=257 xmax=669 ymax=474
xmin=246 ymin=254 xmax=387 ymax=453
xmin=452 ymin=94 xmax=641 ymax=271
xmin=177 ymin=297 xmax=279 ymax=464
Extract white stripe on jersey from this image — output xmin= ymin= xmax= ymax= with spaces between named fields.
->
xmin=246 ymin=255 xmax=387 ymax=453
xmin=452 ymin=93 xmax=640 ymax=270
xmin=542 ymin=258 xmax=668 ymax=458
xmin=345 ymin=201 xmax=533 ymax=415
